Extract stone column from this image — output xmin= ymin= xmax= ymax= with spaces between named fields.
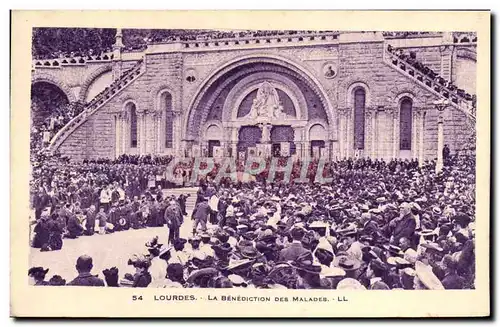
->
xmin=114 ymin=114 xmax=121 ymax=159
xmin=436 ymin=113 xmax=445 ymax=173
xmin=293 ymin=126 xmax=304 ymax=159
xmin=231 ymin=127 xmax=238 ymax=158
xmin=121 ymin=111 xmax=128 ymax=155
xmin=348 ymin=109 xmax=352 ymax=158
xmin=418 ymin=110 xmax=426 ymax=167
xmin=173 ymin=111 xmax=182 ymax=157
xmin=338 ymin=108 xmax=347 ymax=159
xmin=155 ymin=111 xmax=162 ymax=154
xmin=370 ymin=108 xmax=377 ymax=158
xmin=392 ymin=108 xmax=398 ymax=159
xmin=138 ymin=111 xmax=147 ymax=155
xmin=412 ymin=110 xmax=418 ymax=159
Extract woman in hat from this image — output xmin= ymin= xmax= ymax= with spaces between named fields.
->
xmin=365 ymin=259 xmax=391 ymax=290
xmin=46 ymin=214 xmax=64 ymax=251
xmin=32 ymin=214 xmax=50 ymax=248
xmin=28 ymin=267 xmax=50 ymax=286
xmin=292 ymin=252 xmax=333 ymax=289
xmin=126 ymin=255 xmax=152 ymax=288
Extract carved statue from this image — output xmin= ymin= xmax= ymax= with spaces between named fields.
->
xmin=244 ymin=81 xmax=290 ymax=120
xmin=260 ymin=123 xmax=272 ymax=143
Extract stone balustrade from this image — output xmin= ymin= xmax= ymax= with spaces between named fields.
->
xmin=384 ymin=47 xmax=476 ymax=120
xmin=32 ymin=52 xmax=115 ymax=68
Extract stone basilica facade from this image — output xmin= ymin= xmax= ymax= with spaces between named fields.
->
xmin=31 ymin=30 xmax=477 ymax=162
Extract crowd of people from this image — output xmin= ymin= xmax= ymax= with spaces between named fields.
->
xmin=386 ymin=45 xmax=476 ymax=106
xmin=149 ymin=30 xmax=338 ymax=44
xmin=30 ymin=148 xmax=476 ymax=290
xmin=31 ymin=102 xmax=85 ymax=150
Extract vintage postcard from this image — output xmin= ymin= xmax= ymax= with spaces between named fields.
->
xmin=10 ymin=10 xmax=490 ymax=317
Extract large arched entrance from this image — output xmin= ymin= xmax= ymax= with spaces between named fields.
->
xmin=30 ymin=81 xmax=70 ymax=128
xmin=186 ymin=55 xmax=335 ymax=159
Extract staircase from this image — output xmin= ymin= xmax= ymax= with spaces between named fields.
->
xmin=383 ymin=46 xmax=476 ymax=123
xmin=163 ymin=187 xmax=199 ymax=214
xmin=47 ymin=58 xmax=146 ymax=153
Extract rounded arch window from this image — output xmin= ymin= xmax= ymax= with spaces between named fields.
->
xmin=125 ymin=102 xmax=138 ymax=148
xmin=353 ymin=87 xmax=366 ymax=150
xmin=399 ymin=97 xmax=413 ymax=150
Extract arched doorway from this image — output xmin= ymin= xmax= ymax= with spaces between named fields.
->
xmin=185 ymin=56 xmax=334 ymax=145
xmin=31 ymin=81 xmax=70 ymax=128
xmin=205 ymin=124 xmax=223 ymax=157
xmin=237 ymin=126 xmax=262 ymax=158
xmin=309 ymin=124 xmax=328 ymax=158
xmin=270 ymin=125 xmax=295 ymax=157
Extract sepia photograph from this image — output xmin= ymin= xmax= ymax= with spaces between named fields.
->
xmin=10 ymin=10 xmax=490 ymax=318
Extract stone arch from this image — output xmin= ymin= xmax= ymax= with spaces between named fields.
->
xmin=201 ymin=66 xmax=313 ymax=128
xmin=204 ymin=122 xmax=224 ymax=140
xmin=123 ymin=100 xmax=139 ymax=149
xmin=456 ymin=47 xmax=477 ymax=62
xmin=346 ymin=81 xmax=372 ymax=109
xmin=339 ymin=75 xmax=375 ymax=109
xmin=306 ymin=120 xmax=329 ymax=141
xmin=185 ymin=53 xmax=335 ymax=139
xmin=153 ymin=84 xmax=178 ymax=113
xmin=78 ymin=65 xmax=113 ymax=102
xmin=31 ymin=73 xmax=76 ymax=103
xmin=387 ymin=84 xmax=427 ymax=108
xmin=222 ymin=73 xmax=308 ymax=121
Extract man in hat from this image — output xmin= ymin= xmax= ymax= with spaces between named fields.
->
xmin=390 ymin=202 xmax=416 ymax=246
xmin=67 ymin=255 xmax=105 ymax=286
xmin=165 ymin=199 xmax=183 ymax=245
xmin=177 ymin=193 xmax=190 ymax=216
xmin=192 ymin=199 xmax=210 ymax=235
xmin=343 ymin=229 xmax=364 ymax=262
xmin=84 ymin=205 xmax=97 ymax=236
xmin=279 ymin=225 xmax=309 ymax=262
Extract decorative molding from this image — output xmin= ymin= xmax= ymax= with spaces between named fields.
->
xmin=185 ymin=53 xmax=335 ymax=138
xmin=78 ymin=64 xmax=113 ymax=102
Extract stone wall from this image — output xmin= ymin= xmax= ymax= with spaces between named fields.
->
xmin=54 ymin=38 xmax=475 ymax=162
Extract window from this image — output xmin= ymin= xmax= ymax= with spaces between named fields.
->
xmin=128 ymin=103 xmax=137 ymax=148
xmin=399 ymin=98 xmax=413 ymax=150
xmin=162 ymin=92 xmax=173 ymax=148
xmin=353 ymin=88 xmax=366 ymax=150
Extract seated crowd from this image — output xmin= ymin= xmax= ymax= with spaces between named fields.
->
xmin=30 ymin=151 xmax=476 ymax=290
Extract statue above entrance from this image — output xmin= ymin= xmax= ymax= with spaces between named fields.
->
xmin=243 ymin=81 xmax=292 ymax=121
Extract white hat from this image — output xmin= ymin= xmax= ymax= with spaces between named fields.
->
xmin=415 ymin=261 xmax=445 ymax=290
xmin=309 ymin=221 xmax=329 ymax=229
xmin=315 ymin=238 xmax=334 ymax=254
xmin=336 ymin=278 xmax=366 ymax=290
xmin=320 ymin=266 xmax=346 ymax=278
